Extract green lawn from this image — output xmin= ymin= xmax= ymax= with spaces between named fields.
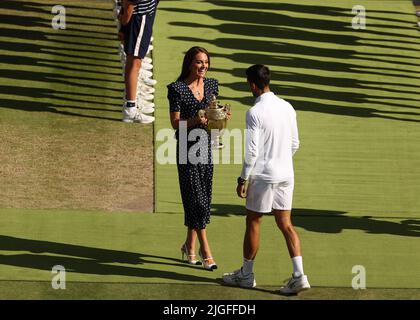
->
xmin=154 ymin=0 xmax=420 ymax=290
xmin=1 ymin=0 xmax=420 ymax=299
xmin=0 ymin=0 xmax=154 ymax=213
xmin=1 ymin=208 xmax=420 ymax=299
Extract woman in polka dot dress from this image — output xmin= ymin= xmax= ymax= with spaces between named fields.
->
xmin=167 ymin=47 xmax=221 ymax=270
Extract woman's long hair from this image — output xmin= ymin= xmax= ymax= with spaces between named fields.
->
xmin=177 ymin=46 xmax=211 ymax=82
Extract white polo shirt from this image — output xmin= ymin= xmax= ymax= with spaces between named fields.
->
xmin=240 ymin=91 xmax=299 ymax=183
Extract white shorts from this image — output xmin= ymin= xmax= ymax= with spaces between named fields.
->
xmin=245 ymin=179 xmax=294 ymax=213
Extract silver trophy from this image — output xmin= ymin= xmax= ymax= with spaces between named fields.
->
xmin=199 ymin=95 xmax=231 ymax=149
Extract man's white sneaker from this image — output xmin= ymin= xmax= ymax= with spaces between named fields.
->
xmin=139 ymin=69 xmax=153 ymax=78
xmin=138 ymin=85 xmax=155 ymax=94
xmin=122 ymin=105 xmax=138 ymax=123
xmin=137 ymin=98 xmax=155 ymax=109
xmin=138 ymin=93 xmax=154 ymax=101
xmin=143 ymin=56 xmax=152 ymax=64
xmin=133 ymin=111 xmax=155 ymax=124
xmin=139 ymin=106 xmax=155 ymax=114
xmin=279 ymin=275 xmax=310 ymax=294
xmin=122 ymin=106 xmax=154 ymax=124
xmin=141 ymin=77 xmax=157 ymax=86
xmin=222 ymin=269 xmax=256 ymax=288
xmin=141 ymin=62 xmax=153 ymax=70
xmin=138 ymin=103 xmax=155 ymax=113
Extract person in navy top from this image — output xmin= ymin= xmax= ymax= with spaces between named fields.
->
xmin=119 ymin=0 xmax=158 ymax=123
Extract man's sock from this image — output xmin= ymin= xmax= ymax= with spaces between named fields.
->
xmin=125 ymin=100 xmax=136 ymax=108
xmin=292 ymin=256 xmax=304 ymax=278
xmin=241 ymin=258 xmax=254 ymax=276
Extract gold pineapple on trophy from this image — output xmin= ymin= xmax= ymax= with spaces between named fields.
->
xmin=198 ymin=95 xmax=231 ymax=149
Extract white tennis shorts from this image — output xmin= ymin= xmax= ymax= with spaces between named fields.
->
xmin=245 ymin=179 xmax=294 ymax=213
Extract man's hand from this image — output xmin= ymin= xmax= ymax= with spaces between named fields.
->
xmin=120 ymin=0 xmax=134 ymax=26
xmin=118 ymin=31 xmax=125 ymax=43
xmin=236 ymin=183 xmax=247 ymax=198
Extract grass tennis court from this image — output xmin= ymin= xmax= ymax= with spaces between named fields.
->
xmin=1 ymin=0 xmax=420 ymax=299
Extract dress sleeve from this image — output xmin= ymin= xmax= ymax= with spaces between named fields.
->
xmin=167 ymin=84 xmax=182 ymax=113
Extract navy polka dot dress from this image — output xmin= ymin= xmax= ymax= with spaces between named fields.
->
xmin=167 ymin=78 xmax=219 ymax=230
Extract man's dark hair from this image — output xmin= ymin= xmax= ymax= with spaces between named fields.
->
xmin=245 ymin=64 xmax=270 ymax=90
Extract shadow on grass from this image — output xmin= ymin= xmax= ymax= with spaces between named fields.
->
xmin=0 ymin=1 xmax=115 ymax=27
xmin=219 ymin=93 xmax=420 ymax=123
xmin=0 ymin=235 xmax=217 ymax=283
xmin=0 ymin=0 xmax=123 ymax=122
xmin=216 ymin=279 xmax=289 ymax=297
xmin=163 ymin=2 xmax=420 ymax=122
xmin=211 ymin=205 xmax=420 ymax=237
xmin=0 ymin=99 xmax=121 ymax=122
xmin=205 ymin=1 xmax=416 ymax=20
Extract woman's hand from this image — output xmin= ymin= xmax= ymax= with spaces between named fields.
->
xmin=196 ymin=114 xmax=208 ymax=126
xmin=226 ymin=112 xmax=232 ymax=121
xmin=170 ymin=111 xmax=208 ymax=129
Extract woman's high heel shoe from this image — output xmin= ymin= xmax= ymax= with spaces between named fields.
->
xmin=181 ymin=244 xmax=201 ymax=265
xmin=199 ymin=252 xmax=218 ymax=271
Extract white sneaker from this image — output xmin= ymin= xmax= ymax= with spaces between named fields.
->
xmin=142 ymin=62 xmax=153 ymax=70
xmin=139 ymin=106 xmax=155 ymax=114
xmin=279 ymin=275 xmax=310 ymax=294
xmin=139 ymin=69 xmax=153 ymax=78
xmin=133 ymin=111 xmax=155 ymax=124
xmin=119 ymin=45 xmax=126 ymax=60
xmin=122 ymin=105 xmax=138 ymax=123
xmin=138 ymin=93 xmax=154 ymax=101
xmin=122 ymin=105 xmax=154 ymax=124
xmin=143 ymin=56 xmax=152 ymax=64
xmin=137 ymin=99 xmax=155 ymax=109
xmin=113 ymin=8 xmax=121 ymax=20
xmin=141 ymin=77 xmax=157 ymax=86
xmin=222 ymin=269 xmax=256 ymax=288
xmin=138 ymin=85 xmax=155 ymax=94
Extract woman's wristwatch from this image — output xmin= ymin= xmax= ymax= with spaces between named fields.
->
xmin=237 ymin=177 xmax=247 ymax=185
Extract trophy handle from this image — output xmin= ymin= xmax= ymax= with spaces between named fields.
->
xmin=224 ymin=104 xmax=231 ymax=114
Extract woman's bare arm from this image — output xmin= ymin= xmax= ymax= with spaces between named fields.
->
xmin=170 ymin=112 xmax=207 ymax=130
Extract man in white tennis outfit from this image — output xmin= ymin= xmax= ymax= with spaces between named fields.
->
xmin=222 ymin=65 xmax=310 ymax=294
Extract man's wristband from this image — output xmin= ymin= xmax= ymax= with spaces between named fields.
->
xmin=237 ymin=177 xmax=247 ymax=185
